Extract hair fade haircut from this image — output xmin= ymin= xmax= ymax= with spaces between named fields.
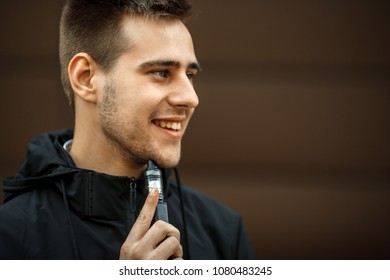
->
xmin=59 ymin=0 xmax=193 ymax=112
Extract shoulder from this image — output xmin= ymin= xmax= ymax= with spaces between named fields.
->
xmin=0 ymin=192 xmax=36 ymax=221
xmin=169 ymin=183 xmax=243 ymax=231
xmin=0 ymin=195 xmax=34 ymax=259
xmin=182 ymin=185 xmax=239 ymax=218
xmin=0 ymin=186 xmax=64 ymax=231
xmin=0 ymin=187 xmax=68 ymax=259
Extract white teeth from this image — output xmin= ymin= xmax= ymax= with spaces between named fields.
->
xmin=155 ymin=121 xmax=182 ymax=131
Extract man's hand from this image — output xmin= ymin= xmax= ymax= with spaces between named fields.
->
xmin=119 ymin=189 xmax=183 ymax=260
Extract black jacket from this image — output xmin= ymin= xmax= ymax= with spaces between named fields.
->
xmin=0 ymin=130 xmax=255 ymax=260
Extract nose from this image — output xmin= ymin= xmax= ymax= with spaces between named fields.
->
xmin=167 ymin=75 xmax=199 ymax=109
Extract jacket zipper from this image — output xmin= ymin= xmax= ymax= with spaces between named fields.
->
xmin=128 ymin=177 xmax=137 ymax=231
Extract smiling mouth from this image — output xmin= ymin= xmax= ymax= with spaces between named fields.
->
xmin=153 ymin=120 xmax=182 ymax=132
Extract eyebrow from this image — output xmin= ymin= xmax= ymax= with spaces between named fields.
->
xmin=139 ymin=59 xmax=202 ymax=71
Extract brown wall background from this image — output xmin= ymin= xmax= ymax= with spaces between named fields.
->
xmin=1 ymin=0 xmax=389 ymax=259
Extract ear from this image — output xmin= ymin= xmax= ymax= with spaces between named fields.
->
xmin=68 ymin=53 xmax=99 ymax=104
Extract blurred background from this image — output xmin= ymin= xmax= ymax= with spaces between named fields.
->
xmin=1 ymin=0 xmax=389 ymax=259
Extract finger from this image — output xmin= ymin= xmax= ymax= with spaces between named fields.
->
xmin=146 ymin=220 xmax=181 ymax=244
xmin=120 ymin=223 xmax=181 ymax=260
xmin=127 ymin=189 xmax=159 ymax=241
xmin=135 ymin=220 xmax=180 ymax=249
xmin=168 ymin=237 xmax=184 ymax=260
xmin=142 ymin=221 xmax=181 ymax=259
xmin=152 ymin=236 xmax=183 ymax=260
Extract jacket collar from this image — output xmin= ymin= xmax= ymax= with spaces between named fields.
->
xmin=57 ymin=132 xmax=173 ymax=220
xmin=64 ymin=171 xmax=147 ymax=220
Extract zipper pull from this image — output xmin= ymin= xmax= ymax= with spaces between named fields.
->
xmin=129 ymin=177 xmax=137 ymax=214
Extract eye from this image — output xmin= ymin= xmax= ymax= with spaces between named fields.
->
xmin=152 ymin=69 xmax=169 ymax=78
xmin=186 ymin=71 xmax=197 ymax=81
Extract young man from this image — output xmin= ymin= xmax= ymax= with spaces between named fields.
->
xmin=0 ymin=0 xmax=255 ymax=259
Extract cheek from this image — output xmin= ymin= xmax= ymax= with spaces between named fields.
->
xmin=111 ymin=80 xmax=167 ymax=120
xmin=113 ymin=97 xmax=152 ymax=128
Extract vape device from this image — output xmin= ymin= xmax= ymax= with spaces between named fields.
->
xmin=145 ymin=160 xmax=169 ymax=223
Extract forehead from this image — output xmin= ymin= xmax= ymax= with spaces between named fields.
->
xmin=119 ymin=15 xmax=197 ymax=64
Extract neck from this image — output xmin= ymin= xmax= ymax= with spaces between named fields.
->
xmin=70 ymin=123 xmax=146 ymax=178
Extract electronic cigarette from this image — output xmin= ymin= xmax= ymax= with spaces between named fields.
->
xmin=145 ymin=160 xmax=169 ymax=223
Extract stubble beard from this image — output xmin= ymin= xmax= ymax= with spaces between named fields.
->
xmin=99 ymin=79 xmax=182 ymax=169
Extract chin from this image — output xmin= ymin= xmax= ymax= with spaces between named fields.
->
xmin=154 ymin=153 xmax=181 ymax=169
xmin=156 ymin=158 xmax=180 ymax=169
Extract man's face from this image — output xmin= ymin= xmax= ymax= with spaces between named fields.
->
xmin=97 ymin=15 xmax=199 ymax=168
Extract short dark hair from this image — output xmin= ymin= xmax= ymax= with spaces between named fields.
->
xmin=59 ymin=0 xmax=192 ymax=112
